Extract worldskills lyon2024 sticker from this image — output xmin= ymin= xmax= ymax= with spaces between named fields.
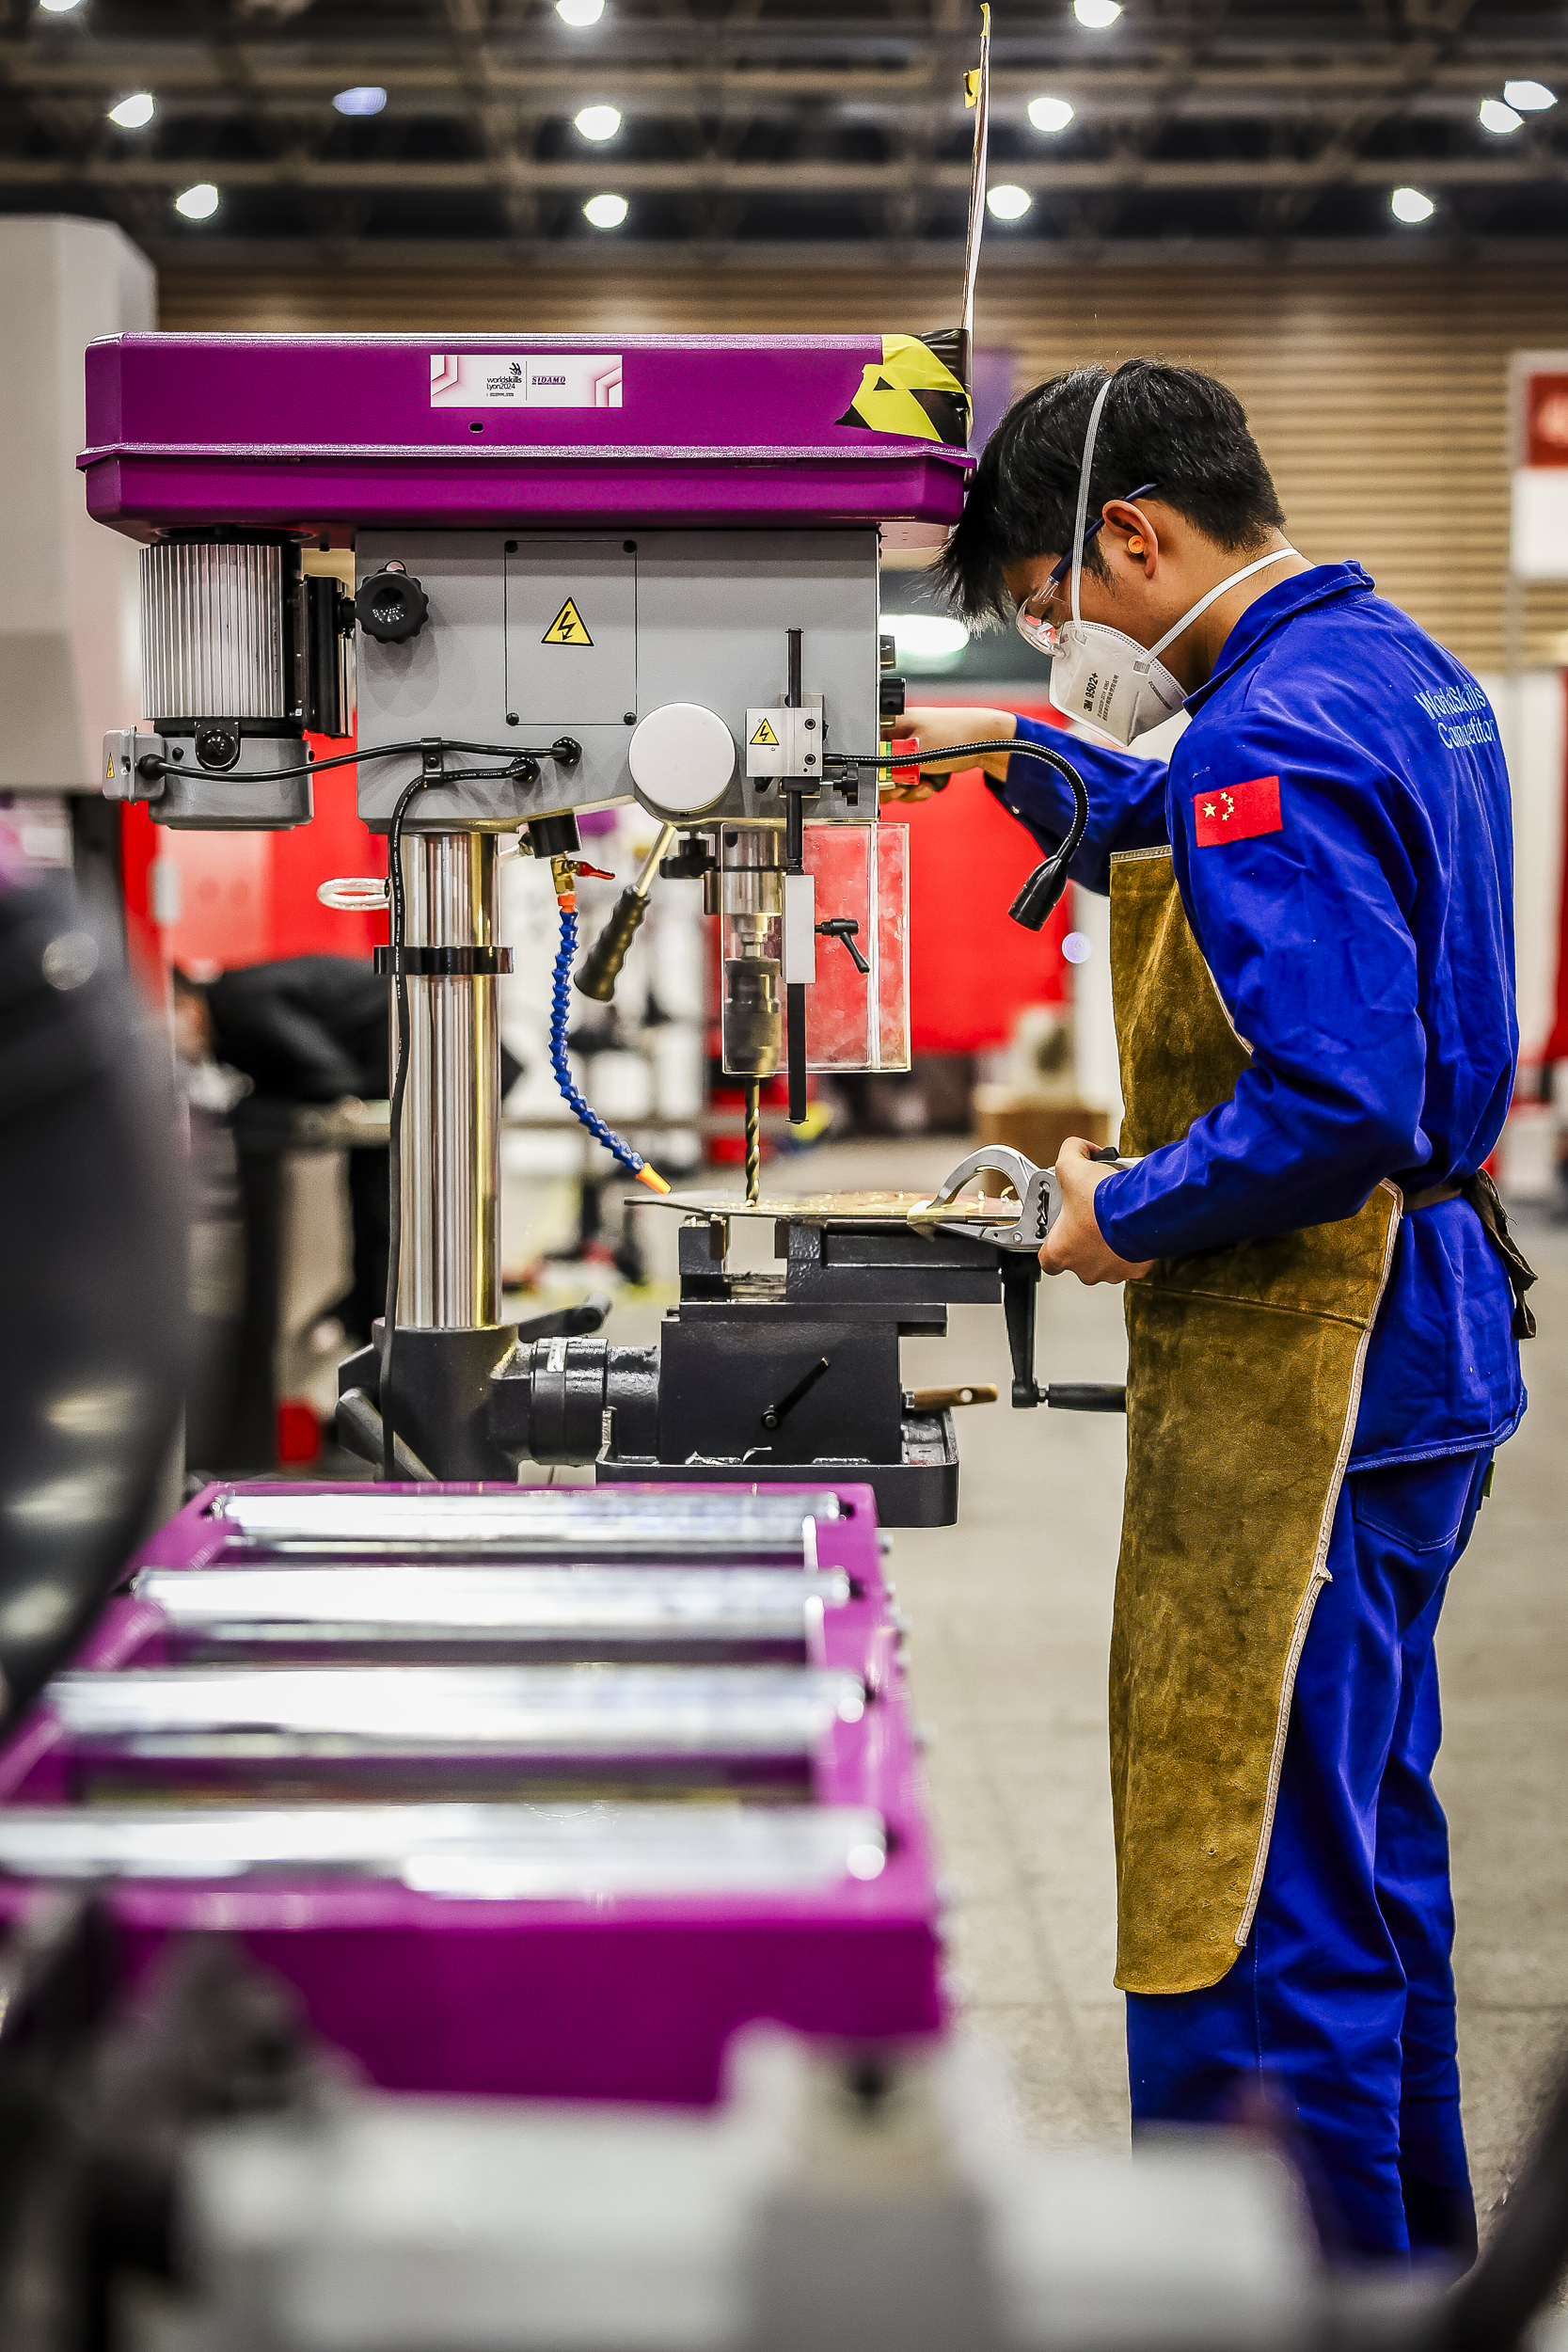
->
xmin=430 ymin=354 xmax=624 ymax=408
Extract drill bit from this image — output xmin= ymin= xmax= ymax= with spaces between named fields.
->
xmin=744 ymin=1081 xmax=761 ymax=1207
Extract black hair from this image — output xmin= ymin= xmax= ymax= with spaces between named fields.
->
xmin=938 ymin=358 xmax=1287 ymax=626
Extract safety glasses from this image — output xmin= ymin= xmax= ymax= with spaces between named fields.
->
xmin=1012 ymin=481 xmax=1160 ymax=656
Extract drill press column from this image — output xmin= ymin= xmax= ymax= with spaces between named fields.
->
xmin=397 ymin=830 xmax=502 ymax=1331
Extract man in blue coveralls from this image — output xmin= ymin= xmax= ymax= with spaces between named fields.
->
xmin=903 ymin=359 xmax=1534 ymax=2265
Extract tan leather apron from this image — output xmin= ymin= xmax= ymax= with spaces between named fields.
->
xmin=1107 ymin=846 xmax=1402 ymax=1995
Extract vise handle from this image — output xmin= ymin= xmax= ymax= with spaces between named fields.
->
xmin=903 ymin=1382 xmax=999 ymax=1412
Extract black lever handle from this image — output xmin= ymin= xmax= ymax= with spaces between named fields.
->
xmin=576 ymin=888 xmax=648 ymax=1003
xmin=761 ymin=1355 xmax=831 ymax=1431
xmin=1045 ymin=1384 xmax=1127 ymax=1413
xmin=515 ymin=1291 xmax=612 ymax=1343
xmin=337 ymin=1389 xmax=435 ymax=1479
xmin=816 ymin=916 xmax=871 ymax=976
xmin=998 ymin=1256 xmax=1126 ymax=1411
xmin=1000 ymin=1255 xmax=1042 ymax=1407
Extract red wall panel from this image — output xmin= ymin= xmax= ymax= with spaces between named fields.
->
xmin=904 ymin=700 xmax=1073 ymax=1056
xmin=124 ymin=731 xmax=388 ymax=987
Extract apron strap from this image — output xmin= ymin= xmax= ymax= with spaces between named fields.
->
xmin=1406 ymin=1169 xmax=1538 ymax=1341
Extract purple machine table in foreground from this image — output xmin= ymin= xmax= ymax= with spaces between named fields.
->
xmin=0 ymin=1481 xmax=943 ymax=2106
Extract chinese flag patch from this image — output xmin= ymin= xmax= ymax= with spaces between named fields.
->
xmin=1193 ymin=774 xmax=1282 ymax=848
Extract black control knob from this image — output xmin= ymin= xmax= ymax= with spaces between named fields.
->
xmin=193 ymin=719 xmax=242 ymax=771
xmin=528 ymin=811 xmax=582 ymax=861
xmin=356 ymin=564 xmax=429 ymax=644
xmin=659 ymin=834 xmax=716 ymax=882
xmin=879 ymin=674 xmax=907 ymax=720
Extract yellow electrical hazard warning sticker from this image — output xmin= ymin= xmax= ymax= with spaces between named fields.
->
xmin=542 ymin=596 xmax=593 ymax=645
xmin=749 ymin=717 xmax=780 ymax=747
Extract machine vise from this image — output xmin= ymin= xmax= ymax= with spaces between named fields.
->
xmin=333 ymin=1148 xmax=1128 ymax=1526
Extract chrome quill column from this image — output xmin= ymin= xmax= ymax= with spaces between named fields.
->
xmin=397 ymin=833 xmax=502 ymax=1330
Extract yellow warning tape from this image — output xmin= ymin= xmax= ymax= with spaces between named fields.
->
xmin=965 ymin=5 xmax=990 ymax=104
xmin=836 ymin=333 xmax=970 ymax=448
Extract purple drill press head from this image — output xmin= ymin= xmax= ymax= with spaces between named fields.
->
xmin=81 ymin=332 xmax=974 ymax=536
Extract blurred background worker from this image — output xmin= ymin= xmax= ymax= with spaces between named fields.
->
xmin=904 ymin=358 xmax=1533 ymax=2263
xmin=175 ymin=956 xmax=394 ymax=1341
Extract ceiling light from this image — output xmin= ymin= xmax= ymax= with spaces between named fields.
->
xmin=108 ymin=92 xmax=155 ymax=130
xmin=1480 ymin=98 xmax=1523 ymax=135
xmin=1073 ymin=0 xmax=1121 ymax=26
xmin=333 ymin=86 xmax=388 ymax=117
xmin=1504 ymin=80 xmax=1556 ymax=112
xmin=1390 ymin=185 xmax=1434 ymax=225
xmin=38 ymin=0 xmax=82 ymax=13
xmin=583 ymin=191 xmax=628 ymax=229
xmin=557 ymin=0 xmax=607 ymax=24
xmin=175 ymin=183 xmax=220 ymax=221
xmin=1027 ymin=95 xmax=1075 ymax=134
xmin=890 ymin=615 xmax=970 ymax=665
xmin=574 ymin=104 xmax=621 ymax=141
xmin=987 ymin=183 xmax=1032 ymax=221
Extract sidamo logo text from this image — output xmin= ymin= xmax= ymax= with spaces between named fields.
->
xmin=1415 ymin=680 xmax=1496 ymax=752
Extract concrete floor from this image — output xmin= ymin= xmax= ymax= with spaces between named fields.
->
xmin=629 ymin=1136 xmax=1568 ymax=2243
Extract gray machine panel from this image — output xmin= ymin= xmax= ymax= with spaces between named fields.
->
xmin=505 ymin=538 xmax=637 ymax=729
xmin=355 ymin=529 xmax=879 ymax=833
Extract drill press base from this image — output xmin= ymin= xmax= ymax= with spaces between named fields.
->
xmin=334 ymin=1190 xmax=1018 ymax=1522
xmin=595 ymin=1410 xmax=960 ymax=1530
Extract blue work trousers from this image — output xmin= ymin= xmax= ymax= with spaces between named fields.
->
xmin=1125 ymin=1446 xmax=1491 ymax=2264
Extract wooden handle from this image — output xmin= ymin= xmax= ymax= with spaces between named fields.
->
xmin=904 ymin=1382 xmax=999 ymax=1411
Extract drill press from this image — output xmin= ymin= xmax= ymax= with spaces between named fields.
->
xmin=88 ymin=13 xmax=1111 ymax=1522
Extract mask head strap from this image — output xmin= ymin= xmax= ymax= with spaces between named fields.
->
xmin=1069 ymin=375 xmax=1115 ymax=631
xmin=1146 ymin=544 xmax=1302 ymax=663
xmin=1069 ymin=369 xmax=1299 ymax=663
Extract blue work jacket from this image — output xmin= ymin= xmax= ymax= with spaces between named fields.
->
xmin=999 ymin=560 xmax=1525 ymax=1467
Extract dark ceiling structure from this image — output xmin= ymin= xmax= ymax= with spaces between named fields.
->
xmin=1 ymin=0 xmax=1566 ymax=266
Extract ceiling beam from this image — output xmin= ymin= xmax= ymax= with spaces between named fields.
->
xmin=3 ymin=151 xmax=1560 ymax=196
xmin=3 ymin=47 xmax=1566 ymax=106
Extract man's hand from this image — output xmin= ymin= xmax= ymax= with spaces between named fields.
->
xmin=881 ymin=707 xmax=1018 ymax=803
xmin=1040 ymin=1136 xmax=1154 ymax=1286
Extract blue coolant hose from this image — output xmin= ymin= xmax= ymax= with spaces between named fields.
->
xmin=548 ymin=904 xmax=670 ymax=1193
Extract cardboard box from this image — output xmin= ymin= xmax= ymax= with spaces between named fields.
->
xmin=974 ymin=1090 xmax=1111 ymax=1178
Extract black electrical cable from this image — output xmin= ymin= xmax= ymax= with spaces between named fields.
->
xmin=142 ymin=736 xmax=567 ymax=786
xmin=828 ymin=736 xmax=1090 ymax=931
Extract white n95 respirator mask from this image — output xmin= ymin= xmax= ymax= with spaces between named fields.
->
xmin=1046 ymin=616 xmax=1190 ymax=746
xmin=1021 ymin=375 xmax=1297 ymax=748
